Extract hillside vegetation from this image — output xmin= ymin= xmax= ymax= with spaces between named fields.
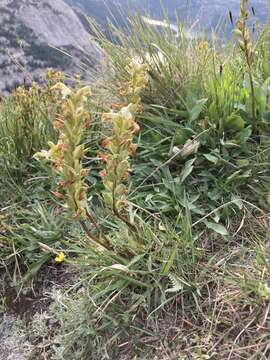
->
xmin=0 ymin=1 xmax=270 ymax=359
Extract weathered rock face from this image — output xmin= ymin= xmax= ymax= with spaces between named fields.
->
xmin=18 ymin=0 xmax=95 ymax=50
xmin=0 ymin=0 xmax=102 ymax=93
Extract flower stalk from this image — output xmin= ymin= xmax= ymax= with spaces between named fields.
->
xmin=233 ymin=0 xmax=257 ymax=131
xmin=35 ymin=84 xmax=111 ymax=250
xmin=100 ymin=60 xmax=149 ymax=237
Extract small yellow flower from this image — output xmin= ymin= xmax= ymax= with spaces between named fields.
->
xmin=198 ymin=41 xmax=209 ymax=51
xmin=55 ymin=252 xmax=65 ymax=263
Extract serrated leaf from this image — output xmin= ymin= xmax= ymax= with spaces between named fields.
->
xmin=165 ymin=273 xmax=190 ymax=293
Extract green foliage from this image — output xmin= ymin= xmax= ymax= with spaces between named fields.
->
xmin=1 ymin=5 xmax=270 ymax=360
xmin=1 ymin=203 xmax=66 ymax=281
xmin=21 ymin=214 xmax=201 ymax=359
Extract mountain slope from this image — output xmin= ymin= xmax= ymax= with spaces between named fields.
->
xmin=67 ymin=0 xmax=269 ymax=31
xmin=0 ymin=0 xmax=268 ymax=93
xmin=18 ymin=0 xmax=93 ymax=49
xmin=0 ymin=0 xmax=102 ymax=93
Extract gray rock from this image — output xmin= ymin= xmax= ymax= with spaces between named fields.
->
xmin=0 ymin=315 xmax=27 ymax=360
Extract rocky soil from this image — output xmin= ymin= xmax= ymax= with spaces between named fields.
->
xmin=0 ymin=315 xmax=27 ymax=360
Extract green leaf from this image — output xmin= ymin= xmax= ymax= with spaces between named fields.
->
xmin=235 ymin=125 xmax=252 ymax=143
xmin=23 ymin=253 xmax=51 ymax=282
xmin=224 ymin=114 xmax=245 ymax=132
xmin=208 ymin=102 xmax=219 ymax=120
xmin=263 ymin=61 xmax=270 ymax=78
xmin=232 ymin=196 xmax=243 ymax=210
xmin=254 ymin=86 xmax=266 ymax=112
xmin=236 ymin=159 xmax=250 ymax=167
xmin=203 ymin=153 xmax=219 ymax=164
xmin=180 ymin=158 xmax=195 ymax=183
xmin=204 ymin=221 xmax=229 ymax=236
xmin=173 ymin=128 xmax=194 ymax=146
xmin=161 ymin=244 xmax=177 ymax=275
xmin=226 ymin=169 xmax=251 ymax=184
xmin=190 ymin=98 xmax=208 ymax=122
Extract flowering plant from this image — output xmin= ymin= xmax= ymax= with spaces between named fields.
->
xmin=100 ymin=60 xmax=149 ymax=233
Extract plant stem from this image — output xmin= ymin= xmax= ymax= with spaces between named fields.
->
xmin=111 ymin=166 xmax=139 ymax=240
xmin=85 ymin=209 xmax=111 ymax=248
xmin=85 ymin=209 xmax=101 ymax=236
xmin=247 ymin=60 xmax=257 ymax=132
xmin=113 ymin=205 xmax=138 ymax=237
xmin=80 ymin=221 xmax=111 ymax=251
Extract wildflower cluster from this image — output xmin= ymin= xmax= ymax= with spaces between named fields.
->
xmin=120 ymin=59 xmax=149 ymax=105
xmin=45 ymin=69 xmax=65 ymax=88
xmin=35 ymin=84 xmax=91 ymax=220
xmin=100 ymin=103 xmax=139 ymax=213
xmin=100 ymin=60 xmax=149 ymax=220
xmin=233 ymin=0 xmax=257 ymax=129
xmin=233 ymin=0 xmax=252 ymax=61
xmin=13 ymin=83 xmax=41 ymax=143
xmin=34 ymin=59 xmax=149 ymax=250
xmin=198 ymin=40 xmax=209 ymax=52
xmin=10 ymin=76 xmax=64 ymax=160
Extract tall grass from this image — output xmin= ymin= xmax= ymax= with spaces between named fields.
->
xmin=0 ymin=73 xmax=61 ymax=194
xmin=89 ymin=12 xmax=214 ymax=107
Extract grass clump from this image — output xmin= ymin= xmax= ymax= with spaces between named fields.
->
xmin=0 ymin=70 xmax=64 ymax=197
xmin=0 ymin=1 xmax=270 ymax=359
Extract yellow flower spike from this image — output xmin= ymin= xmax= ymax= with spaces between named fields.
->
xmin=55 ymin=252 xmax=65 ymax=263
xmin=100 ymin=59 xmax=149 ymax=218
xmin=34 ymin=83 xmax=92 ymax=221
xmin=122 ymin=59 xmax=149 ymax=104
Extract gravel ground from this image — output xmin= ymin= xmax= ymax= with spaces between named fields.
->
xmin=0 ymin=315 xmax=28 ymax=360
